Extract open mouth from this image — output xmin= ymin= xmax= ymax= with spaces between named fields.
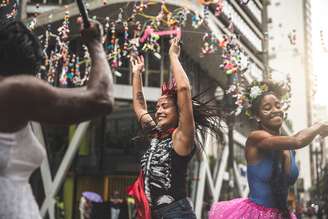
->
xmin=270 ymin=113 xmax=283 ymax=119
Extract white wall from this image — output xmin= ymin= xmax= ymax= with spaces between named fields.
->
xmin=313 ymin=105 xmax=328 ymax=167
xmin=267 ymin=0 xmax=313 ymax=191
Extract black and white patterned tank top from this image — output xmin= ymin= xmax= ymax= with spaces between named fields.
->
xmin=140 ymin=137 xmax=194 ymax=208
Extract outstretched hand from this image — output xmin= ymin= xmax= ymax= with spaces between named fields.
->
xmin=319 ymin=121 xmax=328 ymax=138
xmin=130 ymin=55 xmax=145 ymax=74
xmin=169 ymin=37 xmax=181 ymax=57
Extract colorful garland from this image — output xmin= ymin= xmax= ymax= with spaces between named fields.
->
xmin=0 ymin=0 xmax=253 ymax=94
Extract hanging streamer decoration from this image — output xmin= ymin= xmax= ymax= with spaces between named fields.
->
xmin=0 ymin=0 xmax=10 ymax=7
xmin=0 ymin=0 xmax=17 ymax=20
xmin=215 ymin=0 xmax=224 ymax=17
xmin=197 ymin=0 xmax=251 ymax=116
xmin=320 ymin=30 xmax=328 ymax=53
xmin=27 ymin=3 xmax=41 ymax=31
xmin=32 ymin=0 xmax=251 ymax=92
xmin=288 ymin=29 xmax=296 ymax=46
xmin=200 ymin=33 xmax=218 ymax=56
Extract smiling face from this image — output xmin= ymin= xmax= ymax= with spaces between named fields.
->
xmin=256 ymin=93 xmax=284 ymax=131
xmin=155 ymin=95 xmax=178 ymax=131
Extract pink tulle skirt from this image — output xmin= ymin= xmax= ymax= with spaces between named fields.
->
xmin=209 ymin=198 xmax=297 ymax=219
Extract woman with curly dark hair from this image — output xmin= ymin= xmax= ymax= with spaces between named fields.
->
xmin=128 ymin=38 xmax=223 ymax=219
xmin=209 ymin=80 xmax=328 ymax=219
xmin=0 ymin=18 xmax=114 ymax=218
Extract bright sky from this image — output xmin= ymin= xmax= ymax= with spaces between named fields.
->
xmin=312 ymin=0 xmax=328 ymax=107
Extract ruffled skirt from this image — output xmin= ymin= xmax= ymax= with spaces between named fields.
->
xmin=209 ymin=198 xmax=296 ymax=219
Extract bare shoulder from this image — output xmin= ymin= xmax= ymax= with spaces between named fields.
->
xmin=245 ymin=130 xmax=272 ymax=163
xmin=0 ymin=76 xmax=46 ymax=130
xmin=0 ymin=75 xmax=51 ymax=99
xmin=0 ymin=75 xmax=47 ymax=93
xmin=246 ymin=130 xmax=273 ymax=146
xmin=0 ymin=75 xmax=54 ymax=115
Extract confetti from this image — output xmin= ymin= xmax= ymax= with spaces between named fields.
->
xmin=320 ymin=30 xmax=328 ymax=53
xmin=288 ymin=29 xmax=296 ymax=46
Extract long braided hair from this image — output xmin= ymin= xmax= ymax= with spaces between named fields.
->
xmin=249 ymin=81 xmax=291 ymax=219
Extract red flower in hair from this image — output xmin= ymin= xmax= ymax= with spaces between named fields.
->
xmin=161 ymin=79 xmax=177 ymax=96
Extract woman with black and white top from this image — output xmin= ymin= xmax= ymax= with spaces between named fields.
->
xmin=128 ymin=38 xmax=223 ymax=219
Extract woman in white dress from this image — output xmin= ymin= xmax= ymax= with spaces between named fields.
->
xmin=0 ymin=18 xmax=114 ymax=218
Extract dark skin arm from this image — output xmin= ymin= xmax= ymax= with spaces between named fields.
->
xmin=245 ymin=122 xmax=327 ymax=164
xmin=0 ymin=20 xmax=114 ymax=132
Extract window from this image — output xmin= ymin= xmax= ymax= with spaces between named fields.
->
xmin=248 ymin=61 xmax=264 ymax=81
xmin=115 ymin=58 xmax=130 ymax=85
xmin=104 ymin=110 xmax=138 ymax=151
xmin=146 ymin=53 xmax=161 ymax=87
xmin=246 ymin=1 xmax=262 ymax=23
xmin=222 ymin=2 xmax=262 ymax=51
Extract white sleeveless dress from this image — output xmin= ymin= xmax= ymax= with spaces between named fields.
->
xmin=0 ymin=124 xmax=46 ymax=219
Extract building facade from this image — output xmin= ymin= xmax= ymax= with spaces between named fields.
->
xmin=267 ymin=0 xmax=314 ymax=204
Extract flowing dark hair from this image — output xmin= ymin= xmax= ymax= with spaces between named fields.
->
xmin=249 ymin=80 xmax=290 ymax=219
xmin=135 ymin=80 xmax=224 ymax=149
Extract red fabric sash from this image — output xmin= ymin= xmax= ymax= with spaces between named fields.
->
xmin=128 ymin=129 xmax=175 ymax=219
xmin=127 ymin=171 xmax=151 ymax=219
xmin=155 ymin=127 xmax=175 ymax=139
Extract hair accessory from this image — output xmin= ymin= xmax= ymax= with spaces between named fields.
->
xmin=236 ymin=78 xmax=292 ymax=118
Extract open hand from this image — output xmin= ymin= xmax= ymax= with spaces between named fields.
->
xmin=319 ymin=121 xmax=328 ymax=137
xmin=169 ymin=37 xmax=181 ymax=57
xmin=130 ymin=55 xmax=145 ymax=74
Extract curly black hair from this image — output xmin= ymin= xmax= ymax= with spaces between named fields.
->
xmin=249 ymin=80 xmax=291 ymax=219
xmin=249 ymin=80 xmax=290 ymax=117
xmin=0 ymin=19 xmax=43 ymax=76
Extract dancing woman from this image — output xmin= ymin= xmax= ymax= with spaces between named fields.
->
xmin=0 ymin=19 xmax=114 ymax=218
xmin=209 ymin=81 xmax=328 ymax=219
xmin=128 ymin=38 xmax=222 ymax=219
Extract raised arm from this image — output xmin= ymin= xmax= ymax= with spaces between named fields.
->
xmin=0 ymin=20 xmax=114 ymax=126
xmin=170 ymin=38 xmax=195 ymax=156
xmin=131 ymin=56 xmax=155 ymax=130
xmin=247 ymin=122 xmax=327 ymax=150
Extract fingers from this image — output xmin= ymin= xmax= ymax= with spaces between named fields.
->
xmin=77 ymin=17 xmax=83 ymax=32
xmin=136 ymin=55 xmax=144 ymax=65
xmin=79 ymin=18 xmax=103 ymax=43
xmin=170 ymin=37 xmax=181 ymax=48
xmin=136 ymin=56 xmax=141 ymax=64
xmin=174 ymin=37 xmax=179 ymax=45
xmin=130 ymin=57 xmax=136 ymax=66
xmin=170 ymin=38 xmax=176 ymax=45
xmin=130 ymin=55 xmax=144 ymax=66
xmin=169 ymin=38 xmax=176 ymax=45
xmin=77 ymin=17 xmax=93 ymax=31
